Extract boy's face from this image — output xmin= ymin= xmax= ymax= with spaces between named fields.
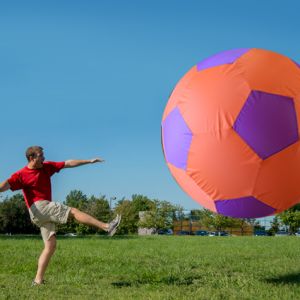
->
xmin=31 ymin=151 xmax=45 ymax=168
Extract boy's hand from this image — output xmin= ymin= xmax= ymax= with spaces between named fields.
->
xmin=90 ymin=158 xmax=104 ymax=163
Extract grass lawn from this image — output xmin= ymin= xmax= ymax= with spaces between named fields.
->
xmin=0 ymin=235 xmax=300 ymax=299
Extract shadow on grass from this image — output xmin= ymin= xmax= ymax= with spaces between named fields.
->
xmin=112 ymin=275 xmax=201 ymax=288
xmin=265 ymin=272 xmax=300 ymax=285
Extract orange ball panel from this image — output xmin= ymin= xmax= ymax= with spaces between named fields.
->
xmin=186 ymin=128 xmax=261 ymax=200
xmin=176 ymin=64 xmax=251 ymax=134
xmin=167 ymin=162 xmax=217 ymax=212
xmin=237 ymin=49 xmax=300 ymax=98
xmin=253 ymin=141 xmax=300 ymax=212
xmin=162 ymin=66 xmax=197 ymax=122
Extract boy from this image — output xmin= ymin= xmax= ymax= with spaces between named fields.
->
xmin=0 ymin=146 xmax=121 ymax=285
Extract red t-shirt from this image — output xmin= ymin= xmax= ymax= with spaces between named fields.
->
xmin=8 ymin=161 xmax=65 ymax=208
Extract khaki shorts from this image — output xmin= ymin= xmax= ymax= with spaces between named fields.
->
xmin=29 ymin=200 xmax=71 ymax=242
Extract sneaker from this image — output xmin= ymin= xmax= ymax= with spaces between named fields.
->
xmin=32 ymin=280 xmax=46 ymax=286
xmin=107 ymin=214 xmax=121 ymax=236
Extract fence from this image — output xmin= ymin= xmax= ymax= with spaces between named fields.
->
xmin=173 ymin=220 xmax=254 ymax=236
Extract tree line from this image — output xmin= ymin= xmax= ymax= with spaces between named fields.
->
xmin=0 ymin=190 xmax=181 ymax=235
xmin=0 ymin=190 xmax=300 ymax=235
xmin=189 ymin=208 xmax=300 ymax=235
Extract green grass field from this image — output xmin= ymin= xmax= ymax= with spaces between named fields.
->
xmin=1 ymin=235 xmax=300 ymax=300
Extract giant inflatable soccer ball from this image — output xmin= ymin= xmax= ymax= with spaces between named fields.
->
xmin=161 ymin=48 xmax=300 ymax=218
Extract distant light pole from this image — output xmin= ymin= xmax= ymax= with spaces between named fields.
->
xmin=110 ymin=196 xmax=117 ymax=218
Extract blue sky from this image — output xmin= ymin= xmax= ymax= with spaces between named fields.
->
xmin=1 ymin=0 xmax=300 ymax=210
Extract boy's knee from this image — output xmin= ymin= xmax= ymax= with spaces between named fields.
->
xmin=70 ymin=207 xmax=80 ymax=217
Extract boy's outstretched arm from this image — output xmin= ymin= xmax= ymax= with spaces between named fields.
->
xmin=0 ymin=180 xmax=10 ymax=193
xmin=64 ymin=158 xmax=104 ymax=168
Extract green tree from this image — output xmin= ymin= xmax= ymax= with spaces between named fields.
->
xmin=114 ymin=194 xmax=155 ymax=234
xmin=211 ymin=214 xmax=235 ymax=232
xmin=138 ymin=200 xmax=181 ymax=231
xmin=64 ymin=190 xmax=88 ymax=209
xmin=0 ymin=194 xmax=38 ymax=234
xmin=82 ymin=195 xmax=110 ymax=235
xmin=87 ymin=195 xmax=110 ymax=223
xmin=114 ymin=199 xmax=138 ymax=234
xmin=278 ymin=207 xmax=300 ymax=234
xmin=196 ymin=209 xmax=215 ymax=230
xmin=231 ymin=218 xmax=253 ymax=235
xmin=131 ymin=194 xmax=154 ymax=212
xmin=268 ymin=216 xmax=281 ymax=235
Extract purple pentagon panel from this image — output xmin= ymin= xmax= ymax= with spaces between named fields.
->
xmin=215 ymin=196 xmax=275 ymax=218
xmin=197 ymin=48 xmax=251 ymax=71
xmin=234 ymin=90 xmax=299 ymax=159
xmin=162 ymin=107 xmax=193 ymax=170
